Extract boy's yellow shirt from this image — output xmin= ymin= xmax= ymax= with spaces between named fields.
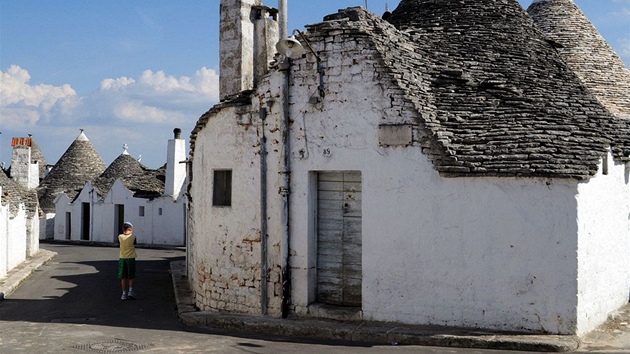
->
xmin=118 ymin=234 xmax=137 ymax=259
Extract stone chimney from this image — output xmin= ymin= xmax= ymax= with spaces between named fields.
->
xmin=220 ymin=0 xmax=279 ymax=100
xmin=10 ymin=135 xmax=39 ymax=189
xmin=163 ymin=128 xmax=187 ymax=198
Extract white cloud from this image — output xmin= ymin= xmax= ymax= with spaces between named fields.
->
xmin=1 ymin=65 xmax=219 ymax=167
xmin=100 ymin=76 xmax=136 ymax=91
xmin=113 ymin=100 xmax=185 ymax=123
xmin=92 ymin=68 xmax=219 ymax=124
xmin=0 ymin=65 xmax=78 ymax=128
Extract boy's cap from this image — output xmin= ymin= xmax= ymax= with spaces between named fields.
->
xmin=123 ymin=222 xmax=133 ymax=228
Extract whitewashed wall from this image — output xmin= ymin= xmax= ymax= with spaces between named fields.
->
xmin=284 ymin=59 xmax=584 ymax=333
xmin=190 ymin=7 xmax=630 ymax=335
xmin=54 ymin=179 xmax=186 ymax=246
xmin=106 ymin=181 xmax=186 ymax=246
xmin=25 ymin=210 xmax=39 ymax=257
xmin=575 ymin=154 xmax=630 ymax=335
xmin=190 ymin=63 xmax=588 ymax=333
xmin=1 ymin=187 xmax=39 ymax=279
xmin=189 ymin=101 xmax=284 ymax=314
xmin=0 ymin=188 xmax=7 ymax=278
xmin=5 ymin=204 xmax=28 ymax=273
xmin=40 ymin=213 xmax=54 ymax=240
xmin=53 ymin=193 xmax=71 ymax=241
xmin=150 ymin=194 xmax=187 ymax=246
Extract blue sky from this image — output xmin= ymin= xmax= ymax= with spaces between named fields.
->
xmin=1 ymin=0 xmax=629 ymax=169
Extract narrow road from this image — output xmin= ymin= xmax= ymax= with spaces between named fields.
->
xmin=0 ymin=244 xmax=533 ymax=353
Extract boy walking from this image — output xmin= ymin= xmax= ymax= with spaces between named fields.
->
xmin=118 ymin=222 xmax=137 ymax=300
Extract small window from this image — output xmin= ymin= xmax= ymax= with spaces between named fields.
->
xmin=139 ymin=206 xmax=145 ymax=217
xmin=159 ymin=208 xmax=163 ymax=216
xmin=213 ymin=170 xmax=232 ymax=206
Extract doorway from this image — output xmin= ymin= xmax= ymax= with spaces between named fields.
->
xmin=114 ymin=204 xmax=125 ymax=242
xmin=81 ymin=203 xmax=90 ymax=240
xmin=65 ymin=212 xmax=71 ymax=240
xmin=316 ymin=171 xmax=362 ymax=307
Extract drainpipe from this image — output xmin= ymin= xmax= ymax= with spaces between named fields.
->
xmin=279 ymin=58 xmax=291 ymax=319
xmin=90 ymin=187 xmax=94 ymax=241
xmin=260 ymin=107 xmax=269 ymax=315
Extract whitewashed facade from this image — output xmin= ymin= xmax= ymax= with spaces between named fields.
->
xmin=1 ymin=138 xmax=41 ymax=280
xmin=53 ymin=180 xmax=187 ymax=245
xmin=53 ymin=131 xmax=188 ymax=246
xmin=188 ymin=0 xmax=630 ymax=336
xmin=0 ymin=188 xmax=30 ymax=278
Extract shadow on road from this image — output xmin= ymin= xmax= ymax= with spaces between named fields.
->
xmin=0 ymin=244 xmax=378 ymax=350
xmin=0 ymin=244 xmax=185 ymax=332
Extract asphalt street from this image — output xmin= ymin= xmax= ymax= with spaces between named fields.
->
xmin=0 ymin=244 xmax=601 ymax=353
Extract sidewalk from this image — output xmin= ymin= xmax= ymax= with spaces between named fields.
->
xmin=170 ymin=260 xmax=601 ymax=352
xmin=3 ymin=251 xmax=629 ymax=352
xmin=0 ymin=249 xmax=57 ymax=300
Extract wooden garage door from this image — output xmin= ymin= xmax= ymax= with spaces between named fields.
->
xmin=317 ymin=171 xmax=362 ymax=307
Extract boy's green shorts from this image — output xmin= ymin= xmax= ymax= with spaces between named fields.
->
xmin=118 ymin=258 xmax=136 ymax=279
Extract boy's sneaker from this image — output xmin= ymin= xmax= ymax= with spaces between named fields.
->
xmin=127 ymin=290 xmax=136 ymax=300
xmin=121 ymin=292 xmax=128 ymax=300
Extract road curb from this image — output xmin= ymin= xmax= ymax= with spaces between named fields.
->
xmin=170 ymin=260 xmax=580 ymax=352
xmin=0 ymin=249 xmax=57 ymax=300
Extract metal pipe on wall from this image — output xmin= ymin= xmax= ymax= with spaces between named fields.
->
xmin=279 ymin=57 xmax=291 ymax=319
xmin=259 ymin=107 xmax=269 ymax=316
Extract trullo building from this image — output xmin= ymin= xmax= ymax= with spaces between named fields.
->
xmin=186 ymin=0 xmax=630 ymax=335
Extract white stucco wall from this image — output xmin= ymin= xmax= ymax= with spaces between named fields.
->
xmin=283 ymin=64 xmax=582 ymax=333
xmin=190 ymin=10 xmax=630 ymax=335
xmin=150 ymin=195 xmax=187 ymax=246
xmin=1 ymin=188 xmax=40 ymax=280
xmin=40 ymin=213 xmax=55 ymax=240
xmin=54 ymin=179 xmax=186 ymax=246
xmin=190 ymin=59 xmax=588 ymax=332
xmin=190 ymin=101 xmax=283 ymax=314
xmin=6 ymin=205 xmax=28 ymax=272
xmin=0 ymin=189 xmax=7 ymax=278
xmin=53 ymin=193 xmax=71 ymax=241
xmin=575 ymin=154 xmax=630 ymax=335
xmin=25 ymin=210 xmax=39 ymax=257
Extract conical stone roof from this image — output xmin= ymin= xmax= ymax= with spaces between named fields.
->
xmin=37 ymin=131 xmax=106 ymax=213
xmin=381 ymin=0 xmax=630 ymax=178
xmin=527 ymin=0 xmax=630 ymax=119
xmin=94 ymin=151 xmax=164 ymax=198
xmin=0 ymin=168 xmax=38 ymax=218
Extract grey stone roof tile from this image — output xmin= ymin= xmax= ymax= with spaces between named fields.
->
xmin=94 ymin=153 xmax=164 ymax=199
xmin=190 ymin=0 xmax=630 ymax=181
xmin=37 ymin=131 xmax=106 ymax=213
xmin=528 ymin=0 xmax=630 ymax=119
xmin=0 ymin=168 xmax=39 ymax=218
xmin=381 ymin=0 xmax=629 ymax=179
